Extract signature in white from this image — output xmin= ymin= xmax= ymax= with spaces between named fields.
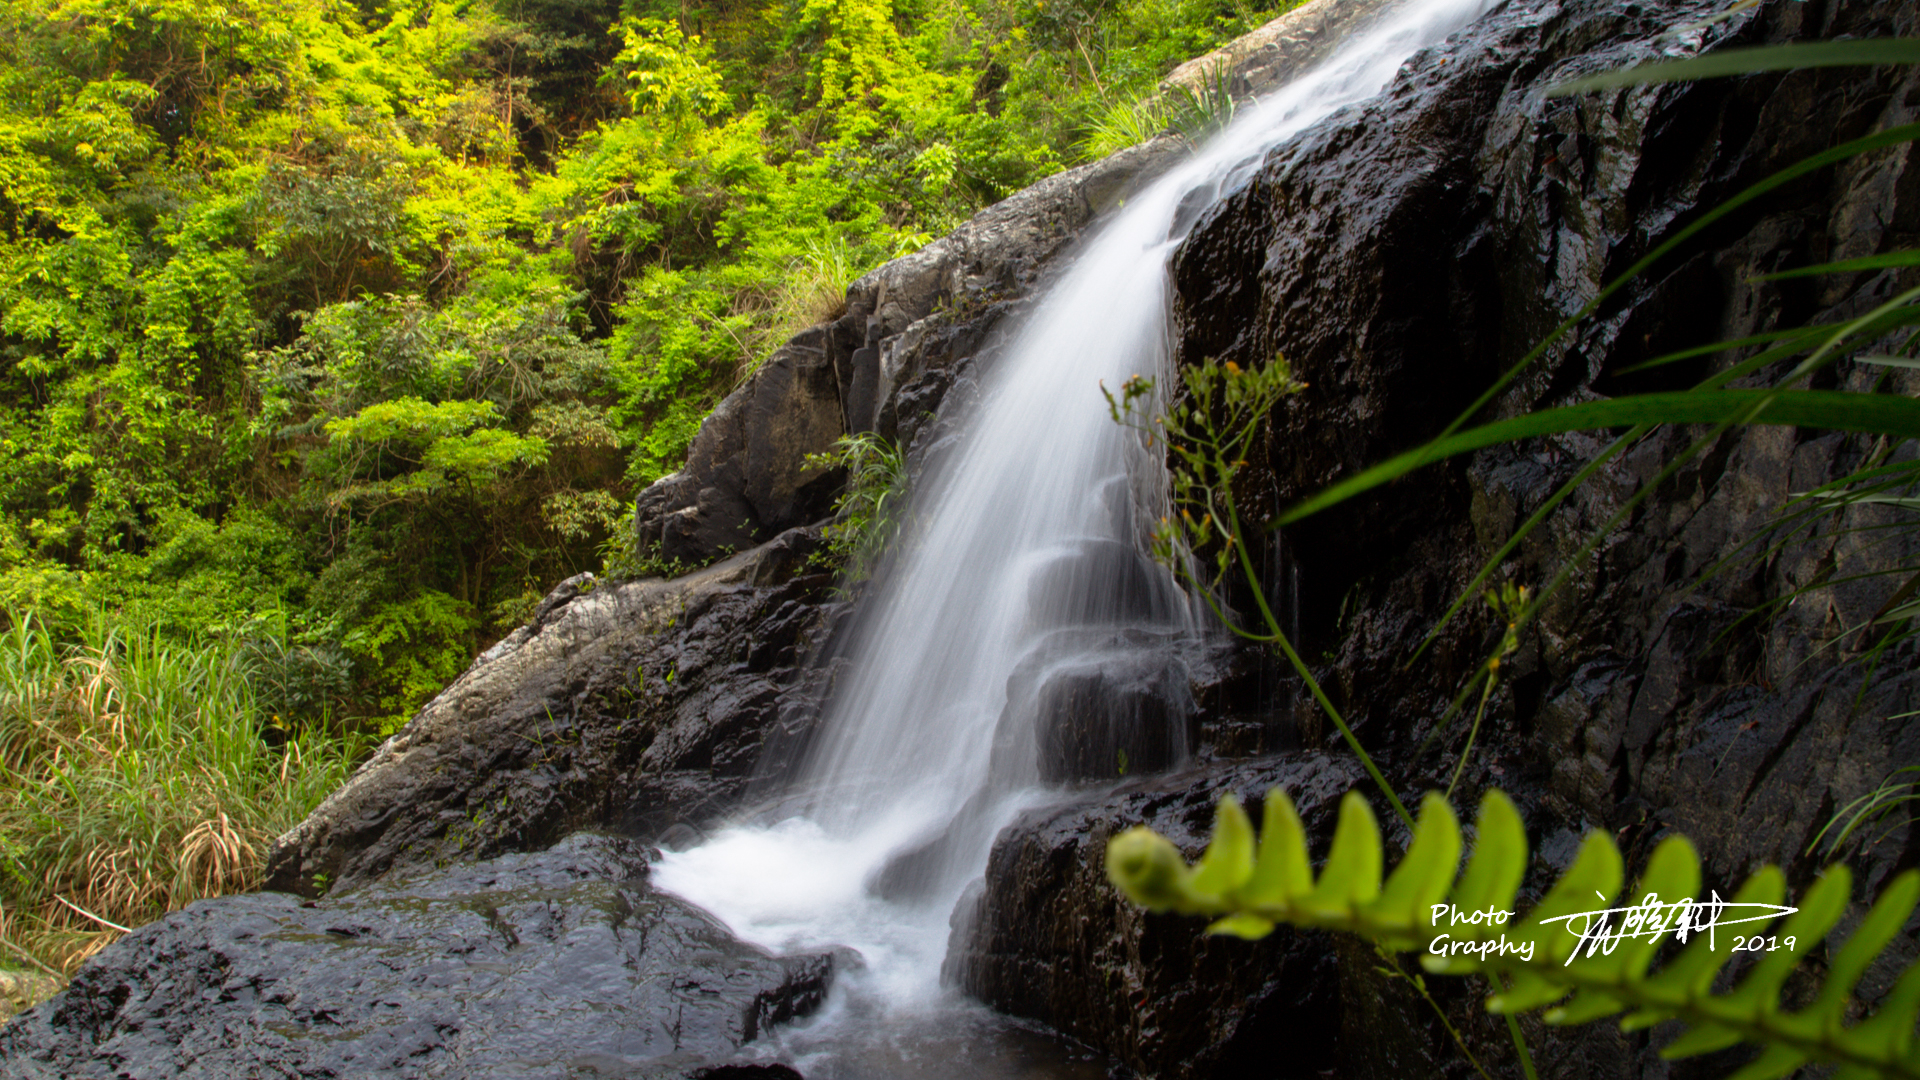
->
xmin=1538 ymin=891 xmax=1799 ymax=965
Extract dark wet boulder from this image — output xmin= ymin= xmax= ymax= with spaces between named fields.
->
xmin=948 ymin=754 xmax=1361 ymax=1079
xmin=634 ymin=340 xmax=849 ymax=564
xmin=1176 ymin=0 xmax=1920 ymax=892
xmin=0 ymin=835 xmax=831 ymax=1080
xmin=992 ymin=629 xmax=1200 ymax=784
xmin=1032 ymin=656 xmax=1189 ymax=783
xmin=266 ymin=529 xmax=848 ymax=897
xmin=1162 ymin=0 xmax=1920 ymax=873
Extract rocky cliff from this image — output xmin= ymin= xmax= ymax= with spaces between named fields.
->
xmin=7 ymin=0 xmax=1919 ymax=1076
xmin=953 ymin=0 xmax=1920 ymax=1076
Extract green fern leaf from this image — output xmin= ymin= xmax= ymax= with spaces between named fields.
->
xmin=1186 ymin=795 xmax=1256 ymax=903
xmin=1300 ymin=791 xmax=1382 ymax=918
xmin=1244 ymin=785 xmax=1314 ymax=906
xmin=1449 ymin=790 xmax=1527 ymax=919
xmin=1105 ymin=787 xmax=1920 ymax=1080
xmin=1368 ymin=793 xmax=1462 ymax=947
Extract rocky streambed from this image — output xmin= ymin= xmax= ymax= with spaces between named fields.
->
xmin=7 ymin=0 xmax=1920 ymax=1075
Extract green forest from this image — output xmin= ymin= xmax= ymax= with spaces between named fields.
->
xmin=0 ymin=0 xmax=1298 ymax=978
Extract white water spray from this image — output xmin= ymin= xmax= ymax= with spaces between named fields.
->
xmin=657 ymin=0 xmax=1491 ymax=1066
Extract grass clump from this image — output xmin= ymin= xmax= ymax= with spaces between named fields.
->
xmin=0 ymin=614 xmax=362 ymax=980
xmin=1081 ymin=95 xmax=1170 ymax=160
xmin=735 ymin=236 xmax=888 ymax=385
xmin=806 ymin=433 xmax=910 ymax=585
xmin=1080 ymin=63 xmax=1240 ymax=159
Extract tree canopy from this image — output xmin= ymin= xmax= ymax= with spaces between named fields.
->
xmin=0 ymin=0 xmax=1298 ymax=728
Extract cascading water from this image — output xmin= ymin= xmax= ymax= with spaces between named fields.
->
xmin=657 ymin=0 xmax=1491 ymax=1070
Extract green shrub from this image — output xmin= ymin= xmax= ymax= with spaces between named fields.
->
xmin=339 ymin=591 xmax=483 ymax=732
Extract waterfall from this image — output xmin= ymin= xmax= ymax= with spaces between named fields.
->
xmin=655 ymin=0 xmax=1491 ymax=1067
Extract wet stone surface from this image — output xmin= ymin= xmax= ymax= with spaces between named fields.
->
xmin=950 ymin=754 xmax=1360 ymax=1079
xmin=993 ymin=628 xmax=1201 ymax=785
xmin=266 ymin=531 xmax=848 ymax=898
xmin=0 ymin=835 xmax=834 ymax=1080
xmin=958 ymin=0 xmax=1920 ymax=1075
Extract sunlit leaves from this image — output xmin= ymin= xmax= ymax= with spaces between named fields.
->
xmin=0 ymin=0 xmax=1322 ymax=751
xmin=615 ymin=19 xmax=731 ymax=118
xmin=324 ymin=396 xmax=499 ymax=444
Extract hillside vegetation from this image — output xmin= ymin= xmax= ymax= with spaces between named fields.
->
xmin=0 ymin=0 xmax=1298 ymax=977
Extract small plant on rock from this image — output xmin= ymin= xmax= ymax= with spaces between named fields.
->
xmin=805 ymin=432 xmax=909 ymax=585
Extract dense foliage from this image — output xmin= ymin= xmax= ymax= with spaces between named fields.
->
xmin=0 ymin=0 xmax=1300 ymax=974
xmin=0 ymin=0 xmax=1302 ymax=719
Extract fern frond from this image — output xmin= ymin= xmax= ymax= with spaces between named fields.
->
xmin=1107 ymin=790 xmax=1920 ymax=1079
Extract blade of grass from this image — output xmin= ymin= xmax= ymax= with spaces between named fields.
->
xmin=1550 ymin=40 xmax=1920 ymax=95
xmin=1281 ymin=390 xmax=1920 ymax=524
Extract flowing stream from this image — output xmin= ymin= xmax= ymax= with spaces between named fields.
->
xmin=656 ymin=0 xmax=1490 ymax=1071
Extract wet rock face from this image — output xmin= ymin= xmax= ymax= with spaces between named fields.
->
xmin=960 ymin=0 xmax=1920 ymax=1075
xmin=950 ymin=754 xmax=1360 ymax=1078
xmin=633 ymin=138 xmax=1188 ymax=564
xmin=2 ymin=836 xmax=834 ymax=1080
xmin=267 ymin=529 xmax=847 ymax=896
xmin=1191 ymin=0 xmax=1920 ymax=901
xmin=993 ymin=629 xmax=1199 ymax=784
xmin=635 ymin=343 xmax=849 ymax=562
xmin=1031 ymin=651 xmax=1191 ymax=783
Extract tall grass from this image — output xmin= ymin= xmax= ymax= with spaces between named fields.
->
xmin=730 ymin=236 xmax=880 ymax=387
xmin=1078 ymin=65 xmax=1239 ymax=161
xmin=1081 ymin=96 xmax=1167 ymax=160
xmin=0 ymin=614 xmax=362 ymax=978
xmin=804 ymin=432 xmax=910 ymax=588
